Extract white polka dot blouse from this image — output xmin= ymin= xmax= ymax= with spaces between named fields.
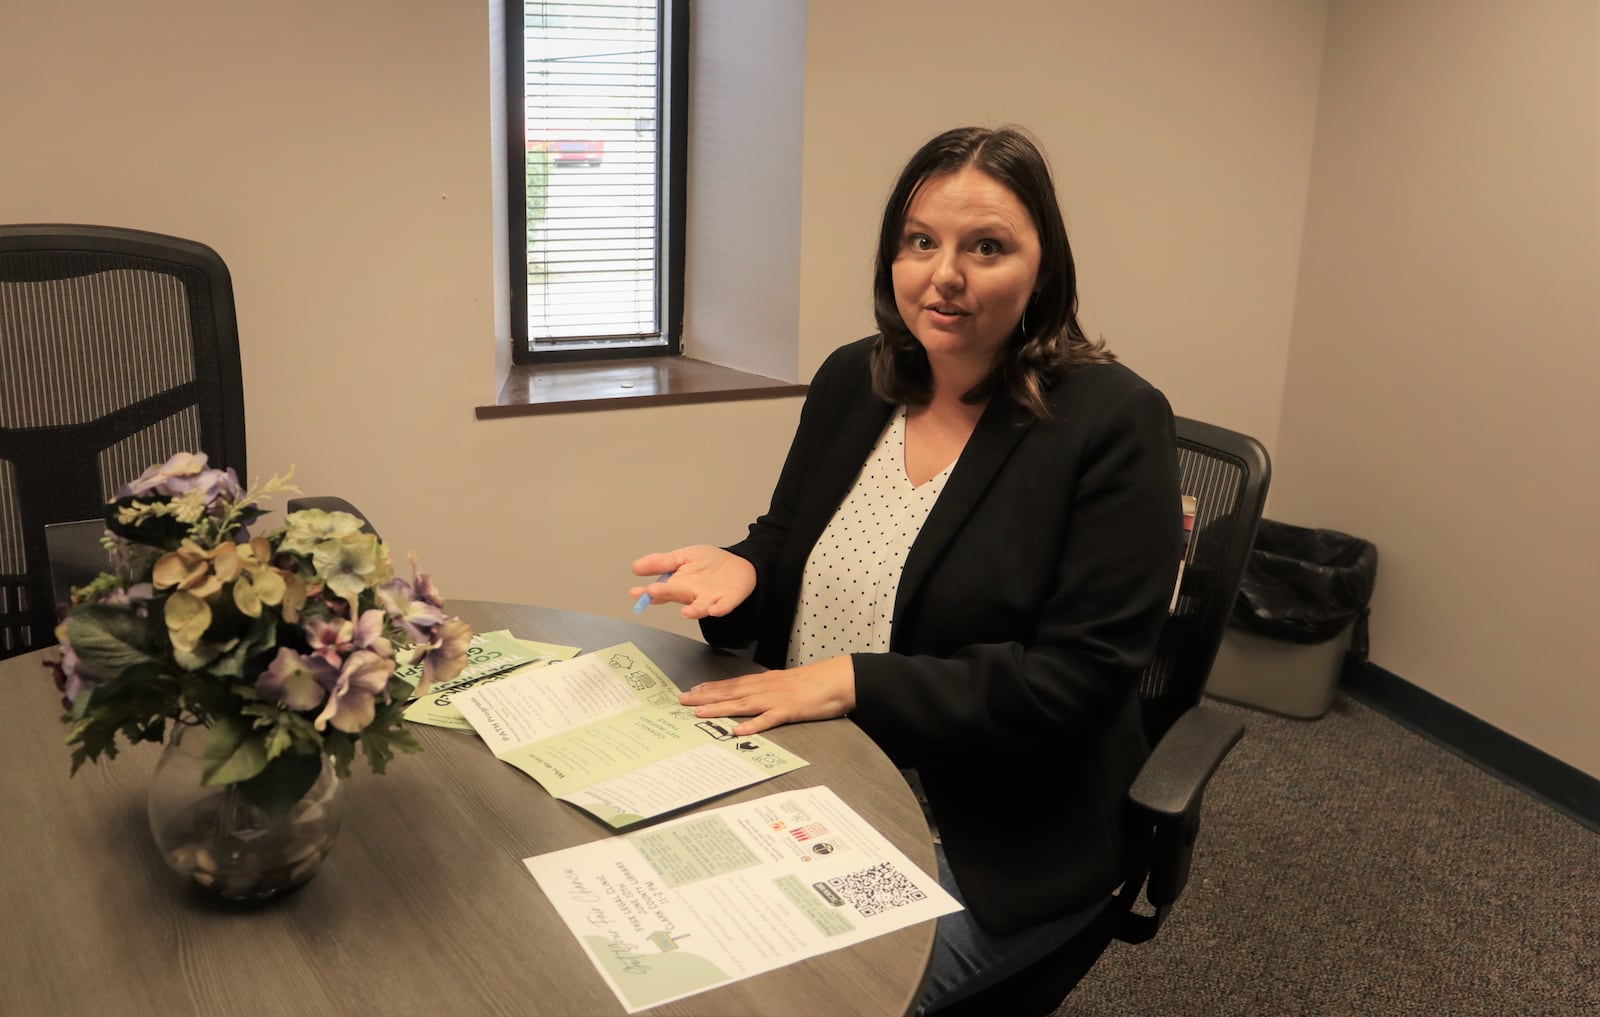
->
xmin=786 ymin=406 xmax=954 ymax=668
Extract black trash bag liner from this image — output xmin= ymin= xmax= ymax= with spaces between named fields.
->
xmin=1232 ymin=519 xmax=1378 ymax=651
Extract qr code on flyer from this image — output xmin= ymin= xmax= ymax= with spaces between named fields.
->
xmin=820 ymin=862 xmax=928 ymax=917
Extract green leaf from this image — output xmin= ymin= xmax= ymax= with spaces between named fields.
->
xmin=202 ymin=715 xmax=269 ymax=785
xmin=237 ymin=750 xmax=323 ymax=816
xmin=60 ymin=664 xmax=177 ymax=773
xmin=68 ymin=684 xmax=97 ymax=721
xmin=262 ymin=724 xmax=294 ymax=761
xmin=173 ymin=640 xmax=224 ymax=671
xmin=64 ymin=714 xmax=122 ymax=770
xmin=205 ymin=613 xmax=278 ymax=680
xmin=65 ymin=605 xmax=157 ymax=677
xmin=174 ymin=669 xmax=235 ymax=724
xmin=324 ymin=730 xmax=358 ymax=779
xmin=359 ymin=703 xmax=424 ymax=776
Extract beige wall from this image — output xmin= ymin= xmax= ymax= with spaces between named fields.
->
xmin=684 ymin=0 xmax=805 ymax=381
xmin=797 ymin=0 xmax=1327 ymax=450
xmin=1275 ymin=0 xmax=1600 ymax=775
xmin=6 ymin=2 xmax=1592 ymax=777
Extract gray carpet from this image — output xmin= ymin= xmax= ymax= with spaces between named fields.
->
xmin=1058 ymin=694 xmax=1600 ymax=1016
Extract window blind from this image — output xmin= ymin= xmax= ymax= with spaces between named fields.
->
xmin=523 ymin=0 xmax=662 ymax=350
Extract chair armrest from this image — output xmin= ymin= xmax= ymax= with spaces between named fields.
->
xmin=1128 ymin=704 xmax=1245 ymax=820
xmin=285 ymin=497 xmax=381 ymax=540
xmin=1116 ymin=705 xmax=1244 ymax=943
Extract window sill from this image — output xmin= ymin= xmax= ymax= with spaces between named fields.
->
xmin=478 ymin=356 xmax=807 ymax=419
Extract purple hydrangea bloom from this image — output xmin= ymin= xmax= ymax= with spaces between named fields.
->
xmin=376 ymin=577 xmax=446 ymax=645
xmin=314 ymin=650 xmax=394 ymax=733
xmin=305 ymin=617 xmax=355 ymax=670
xmin=350 ymin=608 xmax=395 ymax=660
xmin=256 ymin=647 xmax=338 ymax=712
xmin=48 ymin=627 xmax=104 ymax=710
xmin=117 ymin=452 xmax=209 ymax=499
xmin=180 ymin=466 xmax=243 ymax=509
xmin=410 ymin=557 xmax=445 ymax=610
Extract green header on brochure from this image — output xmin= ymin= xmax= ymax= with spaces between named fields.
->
xmin=402 ymin=630 xmax=581 ymax=729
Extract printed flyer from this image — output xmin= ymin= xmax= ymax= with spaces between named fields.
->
xmin=454 ymin=643 xmax=808 ymax=826
xmin=523 ymin=786 xmax=960 ymax=1013
xmin=401 ymin=629 xmax=582 ymax=730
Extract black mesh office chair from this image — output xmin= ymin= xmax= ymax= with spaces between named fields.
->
xmin=0 ymin=224 xmax=369 ymax=659
xmin=937 ymin=416 xmax=1272 ymax=1016
xmin=0 ymin=225 xmax=248 ymax=658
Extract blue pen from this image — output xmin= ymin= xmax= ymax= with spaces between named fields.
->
xmin=633 ymin=572 xmax=673 ymax=614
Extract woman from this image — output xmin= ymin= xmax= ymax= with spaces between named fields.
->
xmin=630 ymin=126 xmax=1181 ymax=1012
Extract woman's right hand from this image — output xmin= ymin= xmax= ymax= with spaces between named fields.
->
xmin=629 ymin=546 xmax=758 ymax=620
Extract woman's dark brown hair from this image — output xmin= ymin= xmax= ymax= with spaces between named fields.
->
xmin=870 ymin=126 xmax=1112 ymax=418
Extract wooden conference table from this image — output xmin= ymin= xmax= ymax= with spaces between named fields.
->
xmin=0 ymin=601 xmax=937 ymax=1017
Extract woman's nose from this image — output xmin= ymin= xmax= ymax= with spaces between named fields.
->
xmin=931 ymin=251 xmax=963 ymax=291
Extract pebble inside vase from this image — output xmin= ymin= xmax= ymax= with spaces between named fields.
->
xmin=146 ymin=723 xmax=345 ymax=901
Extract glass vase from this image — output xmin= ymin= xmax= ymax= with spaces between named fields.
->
xmin=146 ymin=720 xmax=345 ymax=902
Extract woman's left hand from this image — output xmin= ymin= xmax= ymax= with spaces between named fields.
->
xmin=678 ymin=656 xmax=856 ymax=736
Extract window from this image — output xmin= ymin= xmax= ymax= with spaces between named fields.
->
xmin=507 ymin=0 xmax=686 ymax=364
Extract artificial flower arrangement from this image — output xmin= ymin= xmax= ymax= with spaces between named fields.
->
xmin=48 ymin=452 xmax=472 ymax=814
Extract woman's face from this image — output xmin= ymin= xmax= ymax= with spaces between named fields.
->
xmin=891 ymin=166 xmax=1042 ymax=377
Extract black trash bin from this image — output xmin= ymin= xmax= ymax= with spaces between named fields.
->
xmin=1205 ymin=519 xmax=1378 ymax=718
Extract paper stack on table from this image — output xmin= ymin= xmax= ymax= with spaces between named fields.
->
xmin=453 ymin=642 xmax=808 ymax=827
xmin=524 ymin=785 xmax=960 ymax=1013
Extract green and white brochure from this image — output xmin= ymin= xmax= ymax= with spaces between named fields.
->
xmin=454 ymin=643 xmax=808 ymax=827
xmin=402 ymin=629 xmax=582 ymax=730
xmin=523 ymin=786 xmax=961 ymax=1012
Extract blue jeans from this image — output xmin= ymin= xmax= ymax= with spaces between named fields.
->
xmin=915 ymin=844 xmax=1108 ymax=1014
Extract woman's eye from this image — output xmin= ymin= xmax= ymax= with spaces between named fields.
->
xmin=975 ymin=239 xmax=1002 ymax=256
xmin=908 ymin=234 xmax=932 ymax=251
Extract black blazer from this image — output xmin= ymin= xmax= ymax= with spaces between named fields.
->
xmin=703 ymin=337 xmax=1181 ymax=935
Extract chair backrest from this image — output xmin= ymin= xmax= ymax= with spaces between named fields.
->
xmin=1136 ymin=416 xmax=1271 ymax=742
xmin=0 ymin=224 xmax=246 ymax=658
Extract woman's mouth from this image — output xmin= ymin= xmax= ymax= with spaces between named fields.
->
xmin=927 ymin=304 xmax=969 ymax=324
